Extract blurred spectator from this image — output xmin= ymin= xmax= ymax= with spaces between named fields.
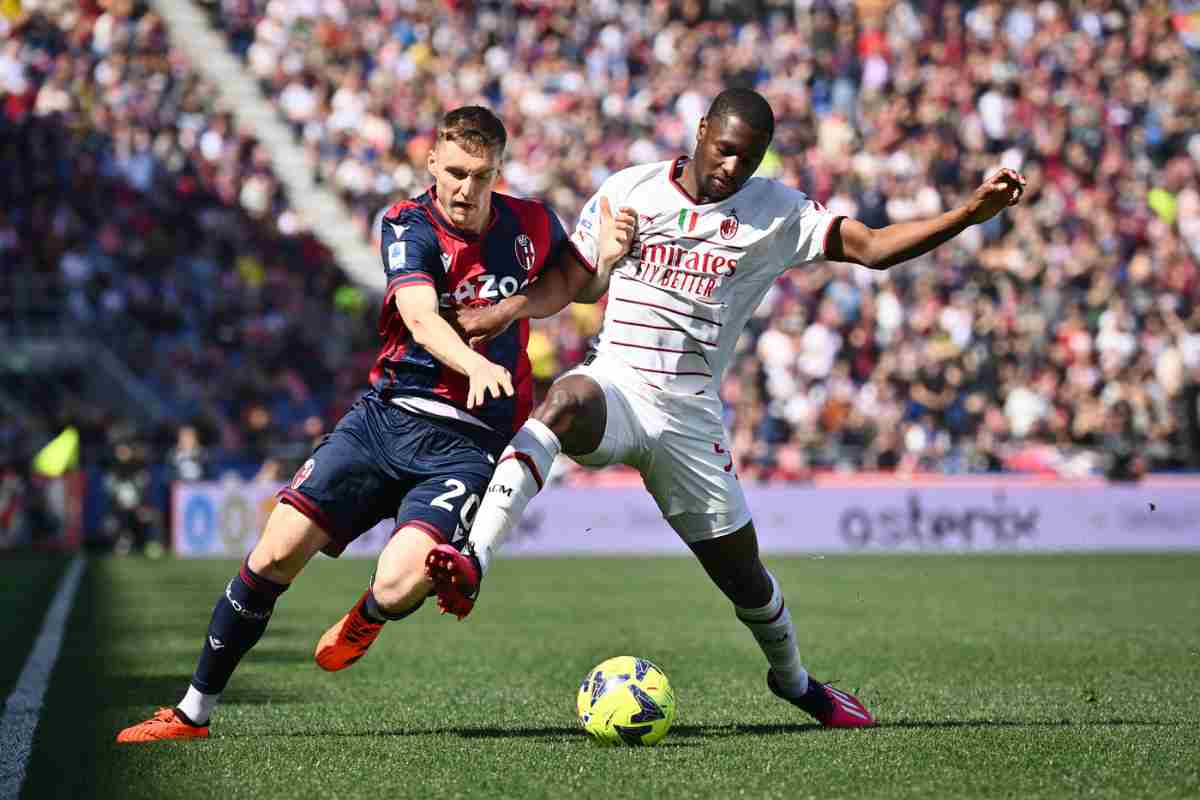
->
xmin=101 ymin=428 xmax=163 ymax=555
xmin=1101 ymin=402 xmax=1148 ymax=482
xmin=167 ymin=424 xmax=210 ymax=482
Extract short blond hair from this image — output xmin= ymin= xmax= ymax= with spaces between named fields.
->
xmin=437 ymin=106 xmax=507 ymax=157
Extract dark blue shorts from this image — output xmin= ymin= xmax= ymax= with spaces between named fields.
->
xmin=277 ymin=392 xmax=509 ymax=557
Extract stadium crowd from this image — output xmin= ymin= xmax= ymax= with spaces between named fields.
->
xmin=213 ymin=0 xmax=1200 ymax=477
xmin=2 ymin=0 xmax=376 ymax=475
xmin=4 ymin=0 xmax=1200 ymax=541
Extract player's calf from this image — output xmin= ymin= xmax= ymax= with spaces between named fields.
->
xmin=315 ymin=526 xmax=433 ymax=671
xmin=190 ymin=560 xmax=288 ymax=698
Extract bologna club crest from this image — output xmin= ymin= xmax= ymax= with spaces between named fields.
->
xmin=720 ymin=212 xmax=739 ymax=240
xmin=291 ymin=458 xmax=315 ymax=489
xmin=514 ymin=234 xmax=536 ymax=272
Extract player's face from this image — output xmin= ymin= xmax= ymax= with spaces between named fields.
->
xmin=428 ymin=138 xmax=502 ymax=233
xmin=692 ymin=115 xmax=770 ymax=203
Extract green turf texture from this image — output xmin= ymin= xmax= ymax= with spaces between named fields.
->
xmin=12 ymin=553 xmax=1200 ymax=799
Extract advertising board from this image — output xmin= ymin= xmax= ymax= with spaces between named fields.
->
xmin=172 ymin=479 xmax=1200 ymax=557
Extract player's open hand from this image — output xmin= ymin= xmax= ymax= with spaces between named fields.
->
xmin=456 ymin=303 xmax=516 ymax=348
xmin=965 ymin=168 xmax=1026 ymax=225
xmin=465 ymin=358 xmax=513 ymax=409
xmin=597 ymin=196 xmax=638 ymax=269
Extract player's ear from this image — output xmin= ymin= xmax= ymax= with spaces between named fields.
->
xmin=696 ymin=116 xmax=708 ymax=146
xmin=426 ymin=144 xmax=438 ymax=179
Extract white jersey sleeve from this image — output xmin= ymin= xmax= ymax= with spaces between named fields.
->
xmin=569 ymin=167 xmax=647 ymax=299
xmin=569 ymin=191 xmax=603 ymax=272
xmin=771 ymin=189 xmax=841 ymax=269
xmin=569 ymin=171 xmax=632 ymax=271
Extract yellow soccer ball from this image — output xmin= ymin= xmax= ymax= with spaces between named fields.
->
xmin=576 ymin=656 xmax=676 ymax=746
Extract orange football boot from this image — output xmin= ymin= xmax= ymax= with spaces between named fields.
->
xmin=116 ymin=707 xmax=210 ymax=743
xmin=314 ymin=591 xmax=384 ymax=671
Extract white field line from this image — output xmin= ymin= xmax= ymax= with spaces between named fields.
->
xmin=0 ymin=555 xmax=86 ymax=799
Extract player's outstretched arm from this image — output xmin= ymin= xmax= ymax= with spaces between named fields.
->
xmin=457 ymin=198 xmax=637 ymax=345
xmin=395 ymin=284 xmax=513 ymax=409
xmin=828 ymin=168 xmax=1026 ymax=270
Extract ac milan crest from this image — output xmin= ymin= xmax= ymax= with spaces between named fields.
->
xmin=720 ymin=211 xmax=739 ymax=240
xmin=291 ymin=458 xmax=315 ymax=489
xmin=514 ymin=234 xmax=536 ymax=271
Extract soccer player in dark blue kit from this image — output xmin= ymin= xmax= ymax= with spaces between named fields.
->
xmin=117 ymin=106 xmax=637 ymax=742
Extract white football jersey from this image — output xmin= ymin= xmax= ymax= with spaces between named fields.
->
xmin=571 ymin=157 xmax=840 ymax=395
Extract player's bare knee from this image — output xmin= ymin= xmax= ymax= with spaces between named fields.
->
xmin=535 ymin=376 xmax=605 ymax=453
xmin=534 ymin=384 xmax=585 ymax=436
xmin=247 ymin=503 xmax=326 ymax=582
xmin=372 ymin=529 xmax=436 ymax=613
xmin=246 ymin=542 xmax=303 ymax=583
xmin=247 ymin=534 xmax=306 ymax=582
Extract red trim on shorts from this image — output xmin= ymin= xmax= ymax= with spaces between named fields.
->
xmin=276 ymin=487 xmax=351 ymax=546
xmin=499 ymin=451 xmax=544 ymax=491
xmin=395 ymin=519 xmax=449 ymax=546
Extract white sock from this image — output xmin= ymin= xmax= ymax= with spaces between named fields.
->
xmin=177 ymin=684 xmax=220 ymax=726
xmin=736 ymin=572 xmax=809 ymax=697
xmin=470 ymin=419 xmax=560 ymax=575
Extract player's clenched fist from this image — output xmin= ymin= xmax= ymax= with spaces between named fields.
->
xmin=965 ymin=168 xmax=1026 ymax=225
xmin=597 ymin=196 xmax=639 ymax=269
xmin=465 ymin=357 xmax=513 ymax=409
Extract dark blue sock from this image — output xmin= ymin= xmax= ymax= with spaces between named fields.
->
xmin=191 ymin=560 xmax=288 ymax=694
xmin=363 ymin=587 xmax=424 ymax=622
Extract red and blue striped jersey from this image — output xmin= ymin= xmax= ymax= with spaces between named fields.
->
xmin=370 ymin=187 xmax=571 ymax=434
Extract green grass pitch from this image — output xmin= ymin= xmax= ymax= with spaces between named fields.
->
xmin=5 ymin=552 xmax=1199 ymax=799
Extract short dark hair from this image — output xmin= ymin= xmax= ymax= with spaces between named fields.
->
xmin=706 ymin=88 xmax=775 ymax=141
xmin=438 ymin=106 xmax=507 ymax=157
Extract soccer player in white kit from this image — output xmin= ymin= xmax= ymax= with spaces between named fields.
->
xmin=426 ymin=89 xmax=1026 ymax=727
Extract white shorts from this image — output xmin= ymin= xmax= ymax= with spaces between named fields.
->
xmin=562 ymin=353 xmax=752 ymax=543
